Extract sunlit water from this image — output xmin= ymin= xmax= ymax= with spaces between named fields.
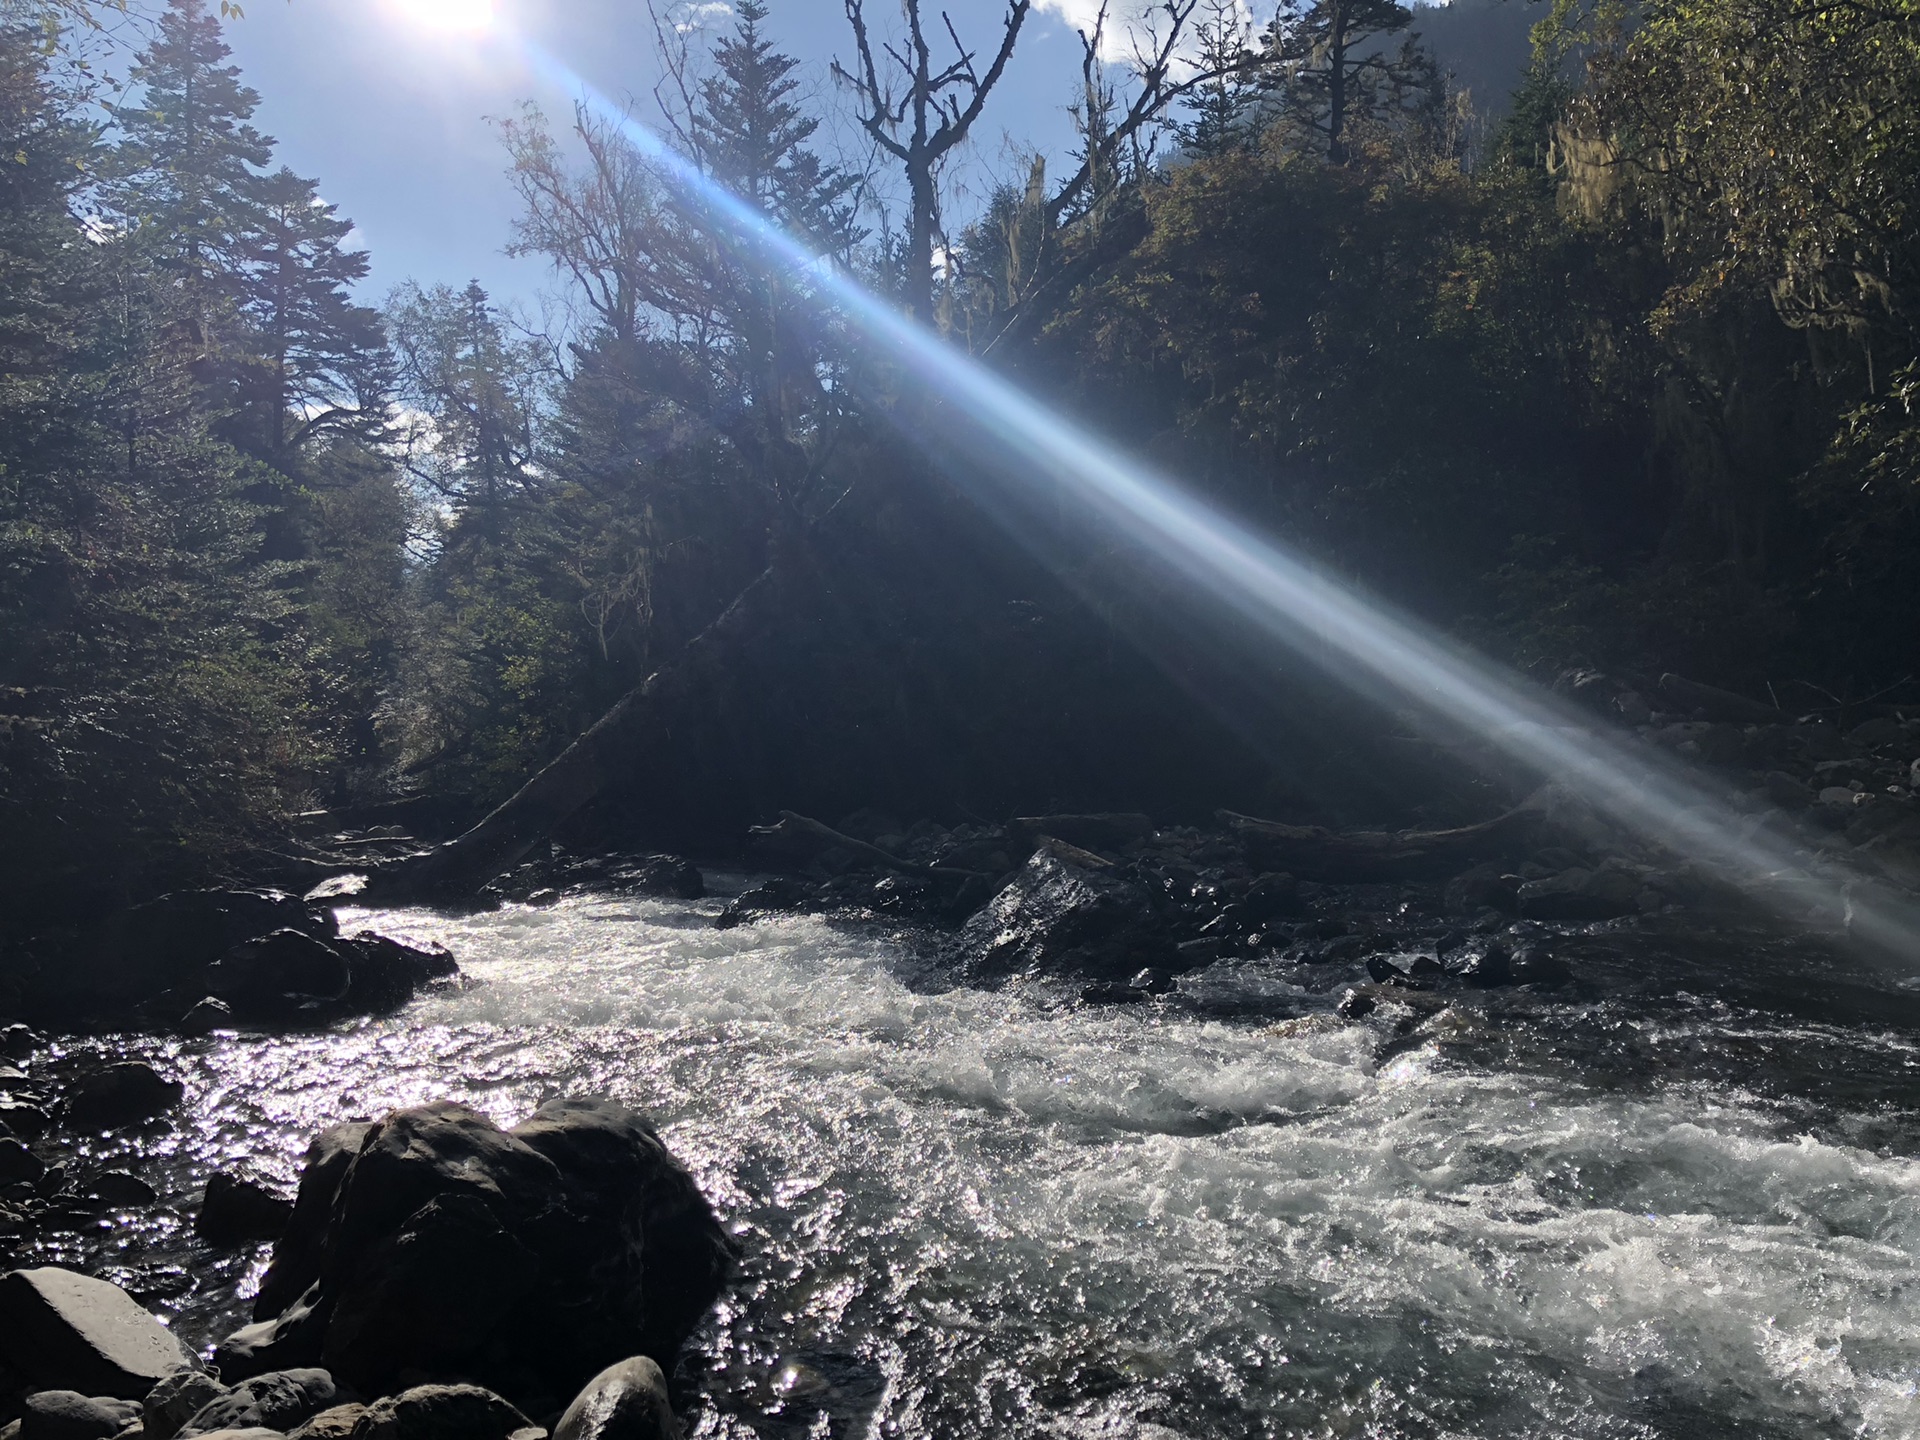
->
xmin=23 ymin=881 xmax=1920 ymax=1439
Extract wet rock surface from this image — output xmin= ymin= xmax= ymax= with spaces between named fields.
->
xmin=5 ymin=892 xmax=458 ymax=1034
xmin=0 ymin=1266 xmax=199 ymax=1398
xmin=218 ymin=1097 xmax=731 ymax=1412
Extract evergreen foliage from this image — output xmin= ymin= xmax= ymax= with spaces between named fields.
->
xmin=5 ymin=0 xmax=1920 ymax=910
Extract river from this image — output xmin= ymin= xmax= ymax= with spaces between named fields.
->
xmin=21 ymin=878 xmax=1920 ymax=1438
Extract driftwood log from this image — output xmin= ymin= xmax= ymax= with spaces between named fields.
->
xmin=1657 ymin=673 xmax=1789 ymax=726
xmin=1217 ymin=794 xmax=1548 ymax=881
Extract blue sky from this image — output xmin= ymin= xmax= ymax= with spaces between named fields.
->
xmin=205 ymin=0 xmax=1533 ymax=315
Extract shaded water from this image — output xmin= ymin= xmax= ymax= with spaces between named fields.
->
xmin=22 ymin=882 xmax=1920 ymax=1439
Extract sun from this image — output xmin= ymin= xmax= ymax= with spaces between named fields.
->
xmin=388 ymin=0 xmax=497 ymax=35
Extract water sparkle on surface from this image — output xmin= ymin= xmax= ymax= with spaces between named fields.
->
xmin=26 ymin=891 xmax=1920 ymax=1440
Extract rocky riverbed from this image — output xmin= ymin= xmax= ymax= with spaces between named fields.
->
xmin=6 ymin=684 xmax=1920 ymax=1437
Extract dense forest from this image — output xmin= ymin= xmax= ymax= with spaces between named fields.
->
xmin=1 ymin=0 xmax=1916 ymax=924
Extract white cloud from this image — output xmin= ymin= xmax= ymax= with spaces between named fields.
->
xmin=1034 ymin=0 xmax=1265 ymax=64
xmin=671 ymin=1 xmax=732 ymax=34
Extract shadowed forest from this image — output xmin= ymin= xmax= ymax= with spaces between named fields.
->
xmin=3 ymin=0 xmax=1917 ymax=924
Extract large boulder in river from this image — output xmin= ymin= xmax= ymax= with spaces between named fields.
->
xmin=0 ymin=1266 xmax=199 ymax=1398
xmin=552 ymin=1358 xmax=679 ymax=1440
xmin=81 ymin=890 xmax=338 ymax=1011
xmin=63 ymin=1063 xmax=183 ymax=1130
xmin=217 ymin=1099 xmax=732 ymax=1412
xmin=952 ymin=844 xmax=1172 ymax=981
xmin=16 ymin=889 xmax=455 ymax=1030
xmin=207 ymin=931 xmax=455 ymax=1026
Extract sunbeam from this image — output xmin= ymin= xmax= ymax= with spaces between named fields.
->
xmin=514 ymin=42 xmax=1920 ymax=965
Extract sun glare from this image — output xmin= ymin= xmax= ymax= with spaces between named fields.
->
xmin=389 ymin=0 xmax=496 ymax=35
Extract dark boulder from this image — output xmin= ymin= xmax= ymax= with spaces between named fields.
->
xmin=1336 ymin=988 xmax=1376 ymax=1019
xmin=219 ymin=1099 xmax=730 ymax=1409
xmin=551 ymin=1358 xmax=679 ymax=1440
xmin=0 ymin=1266 xmax=199 ymax=1398
xmin=1515 ymin=868 xmax=1639 ymax=922
xmin=177 ymin=1370 xmax=338 ymax=1438
xmin=712 ymin=878 xmax=816 ymax=929
xmin=251 ymin=1124 xmax=372 ymax=1323
xmin=0 ymin=1137 xmax=44 ymax=1185
xmin=346 ymin=1386 xmax=532 ymax=1440
xmin=1446 ymin=943 xmax=1513 ymax=987
xmin=335 ymin=934 xmax=458 ymax=1015
xmin=197 ymin=1172 xmax=295 ymax=1247
xmin=179 ymin=998 xmax=235 ymax=1036
xmin=610 ymin=856 xmax=704 ymax=901
xmin=0 ymin=1098 xmax=50 ymax=1138
xmin=18 ymin=888 xmax=453 ymax=1030
xmin=952 ymin=846 xmax=1171 ymax=981
xmin=208 ymin=933 xmax=455 ymax=1027
xmin=209 ymin=933 xmax=352 ymax=1022
xmin=79 ymin=1172 xmax=157 ymax=1208
xmin=20 ymin=1390 xmax=143 ymax=1440
xmin=57 ymin=891 xmax=338 ymax=1015
xmin=1444 ymin=864 xmax=1518 ymax=916
xmin=65 ymin=1064 xmax=182 ymax=1130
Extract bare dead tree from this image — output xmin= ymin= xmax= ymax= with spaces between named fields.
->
xmin=977 ymin=0 xmax=1270 ymax=354
xmin=832 ymin=0 xmax=1031 ymax=322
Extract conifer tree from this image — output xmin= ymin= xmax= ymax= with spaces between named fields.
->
xmin=693 ymin=0 xmax=856 ymax=249
xmin=236 ymin=166 xmax=389 ymax=460
xmin=1262 ymin=0 xmax=1430 ymax=163
xmin=105 ymin=0 xmax=270 ymax=292
xmin=1177 ymin=0 xmax=1261 ymax=157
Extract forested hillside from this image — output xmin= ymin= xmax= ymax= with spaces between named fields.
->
xmin=2 ymin=0 xmax=1916 ymax=921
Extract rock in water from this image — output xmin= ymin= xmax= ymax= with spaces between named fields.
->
xmin=0 ymin=1137 xmax=44 ymax=1185
xmin=208 ymin=932 xmax=456 ymax=1026
xmin=952 ymin=845 xmax=1169 ymax=980
xmin=552 ymin=1358 xmax=680 ymax=1440
xmin=64 ymin=1064 xmax=183 ymax=1129
xmin=347 ymin=1386 xmax=533 ymax=1440
xmin=613 ymin=856 xmax=704 ymax=901
xmin=177 ymin=1369 xmax=338 ymax=1437
xmin=197 ymin=1172 xmax=296 ymax=1247
xmin=0 ymin=1266 xmax=198 ymax=1397
xmin=19 ymin=1391 xmax=143 ymax=1440
xmin=218 ymin=1099 xmax=731 ymax=1408
xmin=1514 ymin=867 xmax=1639 ymax=922
xmin=208 ymin=932 xmax=353 ymax=1021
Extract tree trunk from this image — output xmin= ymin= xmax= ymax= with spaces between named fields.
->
xmin=372 ymin=563 xmax=783 ymax=900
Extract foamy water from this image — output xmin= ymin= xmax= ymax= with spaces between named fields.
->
xmin=30 ymin=886 xmax=1920 ymax=1438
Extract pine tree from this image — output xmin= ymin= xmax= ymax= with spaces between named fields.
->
xmin=1177 ymin=0 xmax=1261 ymax=158
xmin=105 ymin=0 xmax=271 ymax=292
xmin=235 ymin=166 xmax=389 ymax=460
xmin=387 ymin=279 xmax=540 ymax=542
xmin=1262 ymin=0 xmax=1431 ymax=163
xmin=693 ymin=0 xmax=856 ymax=250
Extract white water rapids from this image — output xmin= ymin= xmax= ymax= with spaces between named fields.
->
xmin=32 ymin=882 xmax=1920 ymax=1438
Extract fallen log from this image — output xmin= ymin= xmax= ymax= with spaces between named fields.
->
xmin=364 ymin=564 xmax=782 ymax=902
xmin=750 ymin=812 xmax=920 ymax=874
xmin=1658 ymin=673 xmax=1789 ymax=726
xmin=750 ymin=811 xmax=989 ymax=878
xmin=1216 ymin=794 xmax=1548 ymax=881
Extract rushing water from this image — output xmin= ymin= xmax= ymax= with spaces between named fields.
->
xmin=21 ymin=879 xmax=1920 ymax=1439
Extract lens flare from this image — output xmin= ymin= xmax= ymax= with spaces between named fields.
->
xmin=389 ymin=0 xmax=495 ymax=35
xmin=520 ymin=45 xmax=1920 ymax=964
